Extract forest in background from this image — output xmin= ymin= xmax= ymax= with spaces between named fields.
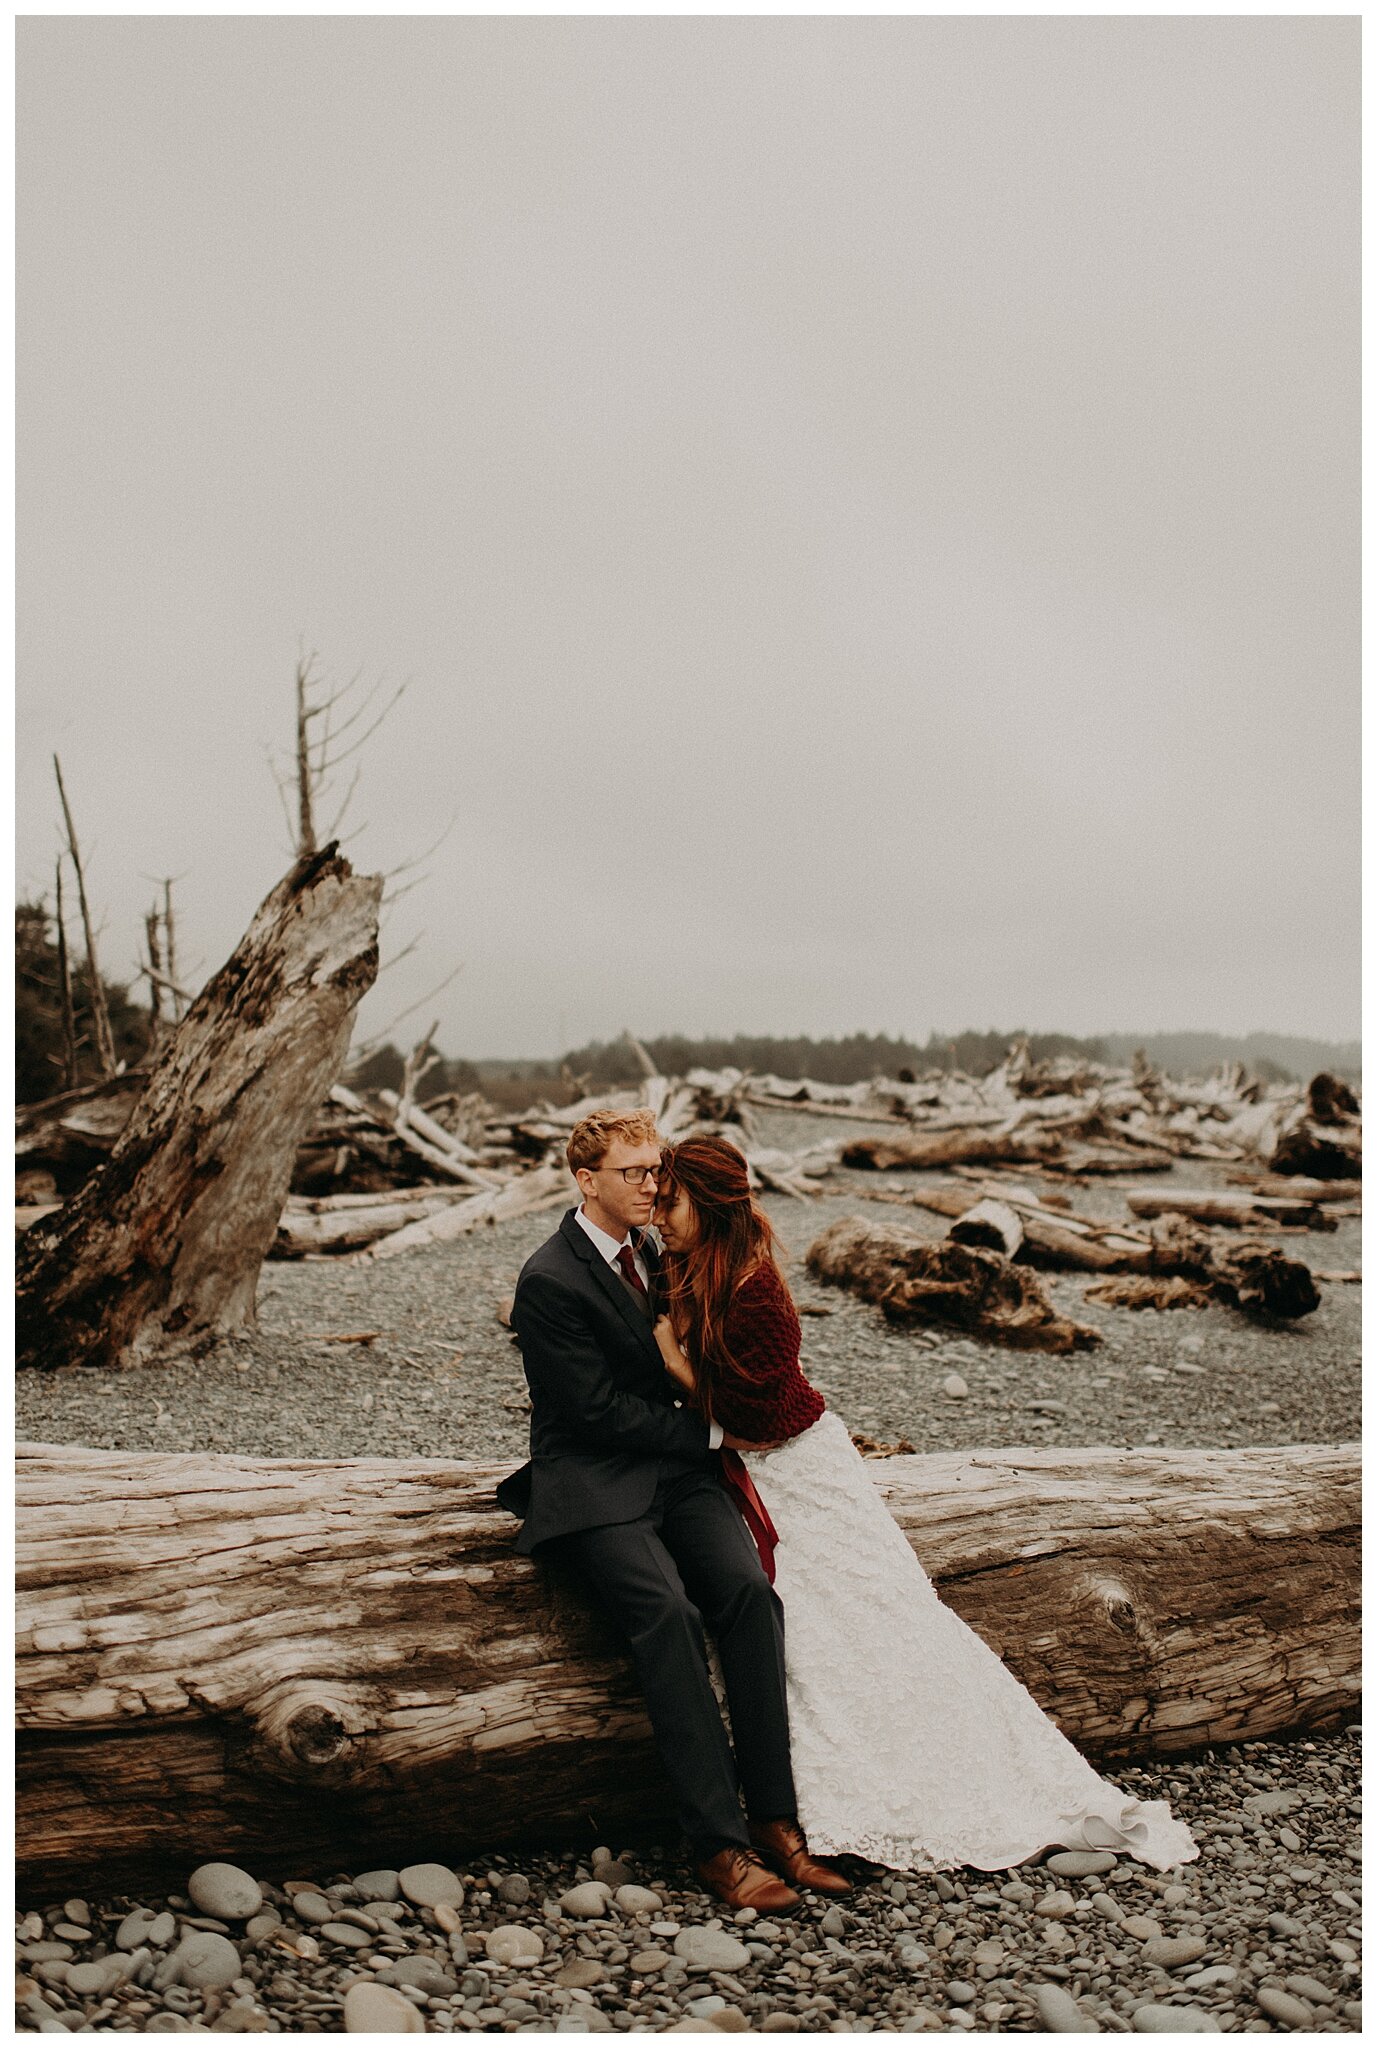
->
xmin=16 ymin=898 xmax=1360 ymax=1108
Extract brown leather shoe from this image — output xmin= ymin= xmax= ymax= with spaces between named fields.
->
xmin=750 ymin=1817 xmax=853 ymax=1894
xmin=695 ymin=1845 xmax=801 ymax=1914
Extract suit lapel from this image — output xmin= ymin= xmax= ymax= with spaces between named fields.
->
xmin=561 ymin=1210 xmax=663 ymax=1359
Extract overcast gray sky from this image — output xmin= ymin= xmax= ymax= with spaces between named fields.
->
xmin=17 ymin=15 xmax=1359 ymax=1059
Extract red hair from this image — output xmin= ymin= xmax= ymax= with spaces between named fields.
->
xmin=656 ymin=1136 xmax=786 ymax=1422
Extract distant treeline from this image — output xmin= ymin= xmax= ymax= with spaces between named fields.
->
xmin=554 ymin=1030 xmax=1360 ymax=1088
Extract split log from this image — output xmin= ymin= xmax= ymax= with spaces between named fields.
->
xmin=842 ymin=1128 xmax=1064 ymax=1171
xmin=867 ymin=1186 xmax=1147 ymax=1274
xmin=273 ymin=1190 xmax=469 ymax=1259
xmin=1270 ymin=1119 xmax=1361 ymax=1182
xmin=948 ymin=1197 xmax=1024 ymax=1259
xmin=349 ymin=1162 xmax=576 ymax=1261
xmin=1124 ymin=1189 xmax=1334 ymax=1231
xmin=806 ymin=1215 xmax=1102 ymax=1352
xmin=16 ymin=848 xmax=382 ymax=1372
xmin=15 ymin=1439 xmax=1357 ymax=1892
xmin=1229 ymin=1175 xmax=1362 ymax=1203
xmin=1140 ymin=1214 xmax=1321 ymax=1321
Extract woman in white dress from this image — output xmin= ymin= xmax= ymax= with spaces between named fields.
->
xmin=651 ymin=1135 xmax=1197 ymax=1876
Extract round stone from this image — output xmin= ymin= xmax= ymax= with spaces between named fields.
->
xmin=673 ymin=1927 xmax=752 ymax=1971
xmin=1142 ymin=1937 xmax=1208 ymax=1970
xmin=554 ymin=1958 xmax=605 ymax=1989
xmin=343 ymin=1980 xmax=425 ymax=2033
xmin=66 ymin=1961 xmax=119 ymax=1997
xmin=941 ymin=1374 xmax=969 ymax=1398
xmin=188 ymin=1863 xmax=264 ymax=1921
xmin=398 ymin=1862 xmax=464 ymax=1909
xmin=484 ymin=1925 xmax=544 ymax=1967
xmin=1256 ymin=1988 xmax=1314 ymax=2028
xmin=559 ymin=1882 xmax=614 ymax=1919
xmin=1132 ymin=2006 xmax=1218 ymax=2033
xmin=628 ymin=1948 xmax=670 ymax=1975
xmin=243 ymin=1913 xmax=280 ymax=1941
xmin=383 ymin=1956 xmax=458 ymax=1996
xmin=116 ymin=1911 xmax=156 ymax=1951
xmin=819 ymin=1906 xmax=847 ymax=1937
xmin=172 ymin=1933 xmax=242 ymax=1992
xmin=1045 ymin=1852 xmax=1118 ymax=1879
xmin=710 ymin=2009 xmax=749 ymax=2032
xmin=1184 ymin=1967 xmax=1238 ymax=1991
xmin=946 ymin=1982 xmax=977 ymax=2006
xmin=292 ymin=1891 xmax=333 ymax=1925
xmin=614 ymin=1884 xmax=663 ymax=1915
xmin=433 ymin=1901 xmax=463 ymax=1936
xmin=318 ymin=1921 xmax=373 ymax=1949
xmin=353 ymin=1870 xmax=401 ymax=1904
xmin=498 ymin=1874 xmax=531 ymax=1905
xmin=1035 ymin=1890 xmax=1077 ymax=1920
xmin=1035 ymin=1983 xmax=1101 ymax=2033
xmin=147 ymin=1912 xmax=177 ymax=1947
xmin=1284 ymin=1975 xmax=1334 ymax=2004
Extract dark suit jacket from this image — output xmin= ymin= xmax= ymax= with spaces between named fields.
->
xmin=495 ymin=1208 xmax=714 ymax=1552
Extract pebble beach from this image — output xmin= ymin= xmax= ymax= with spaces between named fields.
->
xmin=17 ymin=1111 xmax=1361 ymax=2033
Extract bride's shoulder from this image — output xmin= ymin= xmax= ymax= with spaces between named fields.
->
xmin=732 ymin=1260 xmax=789 ymax=1302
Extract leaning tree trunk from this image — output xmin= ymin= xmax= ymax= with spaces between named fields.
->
xmin=807 ymin=1214 xmax=1104 ymax=1351
xmin=16 ymin=847 xmax=381 ymax=1372
xmin=15 ymin=1440 xmax=1357 ymax=1893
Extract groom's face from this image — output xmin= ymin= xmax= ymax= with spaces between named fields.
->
xmin=578 ymin=1136 xmax=664 ymax=1238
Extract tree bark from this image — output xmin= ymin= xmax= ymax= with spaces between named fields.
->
xmin=15 ymin=1439 xmax=1357 ymax=1894
xmin=806 ymin=1215 xmax=1104 ymax=1352
xmin=16 ymin=848 xmax=381 ymax=1371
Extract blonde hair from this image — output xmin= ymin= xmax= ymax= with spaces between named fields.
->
xmin=566 ymin=1107 xmax=662 ymax=1175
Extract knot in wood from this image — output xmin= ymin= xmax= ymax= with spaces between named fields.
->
xmin=285 ymin=1701 xmax=350 ymax=1766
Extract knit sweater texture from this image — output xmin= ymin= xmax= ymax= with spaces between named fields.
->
xmin=711 ymin=1263 xmax=827 ymax=1443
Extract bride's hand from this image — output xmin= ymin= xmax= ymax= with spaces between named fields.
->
xmin=653 ymin=1314 xmax=697 ymax=1392
xmin=722 ymin=1430 xmax=787 ymax=1453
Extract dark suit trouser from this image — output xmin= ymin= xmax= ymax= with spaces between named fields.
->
xmin=553 ymin=1465 xmax=796 ymax=1850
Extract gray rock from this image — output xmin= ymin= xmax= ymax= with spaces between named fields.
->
xmin=684 ymin=1995 xmax=726 ymax=2017
xmin=397 ymin=1861 xmax=464 ymax=1908
xmin=673 ymin=1926 xmax=752 ymax=1971
xmin=945 ymin=1982 xmax=976 ymax=2005
xmin=484 ymin=1925 xmax=544 ymax=1966
xmin=1045 ymin=1852 xmax=1118 ymax=1878
xmin=1256 ymin=1987 xmax=1315 ymax=2028
xmin=243 ymin=1912 xmax=280 ymax=1942
xmin=64 ymin=1960 xmax=120 ymax=1997
xmin=1283 ymin=1974 xmax=1334 ymax=2004
xmin=820 ymin=1906 xmax=847 ymax=1937
xmin=21 ymin=1942 xmax=75 ymax=1962
xmin=498 ymin=1872 xmax=531 ymax=1905
xmin=291 ymin=1892 xmax=334 ymax=1926
xmin=559 ymin=1882 xmax=614 ymax=1918
xmin=554 ymin=1959 xmax=605 ymax=1989
xmin=342 ymin=1979 xmax=425 ymax=2033
xmin=116 ymin=1912 xmax=156 ymax=1951
xmin=317 ymin=1921 xmax=373 ymax=1949
xmin=1183 ymin=1967 xmax=1238 ymax=1990
xmin=1132 ymin=2006 xmax=1218 ymax=2033
xmin=1091 ymin=1894 xmax=1125 ymax=1923
xmin=941 ymin=1374 xmax=969 ymax=1398
xmin=1142 ymin=1936 xmax=1208 ymax=1969
xmin=188 ymin=1862 xmax=263 ymax=1921
xmin=381 ymin=1955 xmax=458 ymax=1996
xmin=1035 ymin=1983 xmax=1101 ymax=2033
xmin=1267 ymin=1913 xmax=1306 ymax=1939
xmin=614 ymin=1883 xmax=663 ymax=1915
xmin=50 ymin=1922 xmax=91 ymax=1943
xmin=1341 ymin=2002 xmax=1362 ymax=2027
xmin=353 ymin=1869 xmax=401 ymax=1903
xmin=172 ymin=1932 xmax=243 ymax=1991
xmin=628 ymin=1948 xmax=671 ymax=1974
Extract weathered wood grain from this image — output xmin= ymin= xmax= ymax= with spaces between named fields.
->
xmin=16 ymin=1440 xmax=1357 ymax=1892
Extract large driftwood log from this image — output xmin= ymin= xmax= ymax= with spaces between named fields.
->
xmin=1124 ymin=1188 xmax=1334 ymax=1231
xmin=16 ymin=849 xmax=382 ymax=1372
xmin=16 ymin=1440 xmax=1357 ymax=1892
xmin=807 ymin=1215 xmax=1103 ymax=1351
xmin=842 ymin=1129 xmax=1063 ymax=1171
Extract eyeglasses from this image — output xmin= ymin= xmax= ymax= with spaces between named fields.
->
xmin=594 ymin=1164 xmax=663 ymax=1186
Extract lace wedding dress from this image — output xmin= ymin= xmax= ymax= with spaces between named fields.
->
xmin=740 ymin=1410 xmax=1198 ymax=1873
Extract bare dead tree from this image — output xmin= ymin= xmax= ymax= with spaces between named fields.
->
xmin=53 ymin=859 xmax=78 ymax=1091
xmin=161 ymin=877 xmax=185 ymax=1021
xmin=52 ymin=755 xmax=116 ymax=1078
xmin=143 ymin=906 xmax=166 ymax=1040
xmin=398 ymin=1020 xmax=442 ymax=1112
xmin=282 ymin=652 xmax=410 ymax=861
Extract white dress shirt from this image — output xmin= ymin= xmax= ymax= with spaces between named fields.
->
xmin=575 ymin=1205 xmax=724 ymax=1450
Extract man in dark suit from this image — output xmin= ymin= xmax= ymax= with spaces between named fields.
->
xmin=497 ymin=1106 xmax=847 ymax=1911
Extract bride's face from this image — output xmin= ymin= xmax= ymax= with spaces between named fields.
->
xmin=654 ymin=1182 xmax=699 ymax=1252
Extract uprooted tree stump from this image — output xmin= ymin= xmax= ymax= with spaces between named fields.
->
xmin=806 ymin=1214 xmax=1103 ymax=1350
xmin=15 ymin=1439 xmax=1358 ymax=1891
xmin=16 ymin=847 xmax=382 ymax=1372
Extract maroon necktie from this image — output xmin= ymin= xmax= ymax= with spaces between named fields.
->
xmin=616 ymin=1245 xmax=649 ymax=1302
